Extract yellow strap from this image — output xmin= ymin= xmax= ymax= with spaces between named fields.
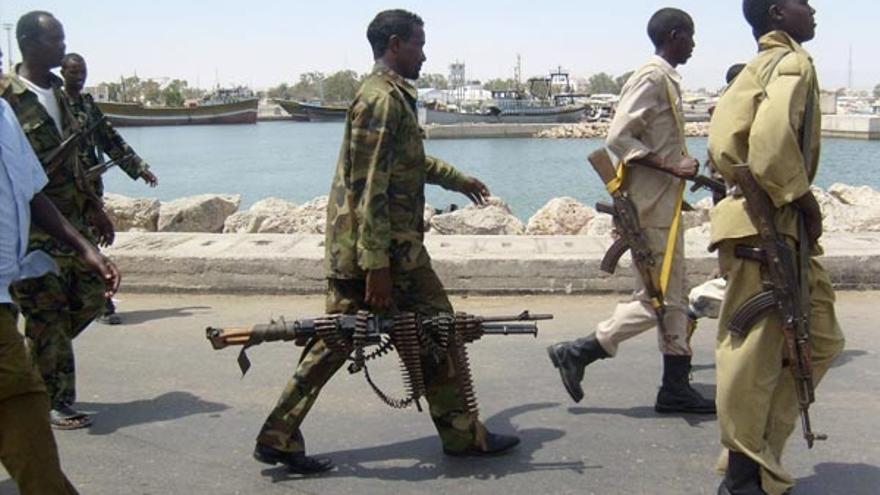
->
xmin=605 ymin=163 xmax=625 ymax=195
xmin=658 ymin=80 xmax=688 ymax=296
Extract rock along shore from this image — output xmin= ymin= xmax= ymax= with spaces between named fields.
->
xmin=101 ymin=183 xmax=880 ymax=295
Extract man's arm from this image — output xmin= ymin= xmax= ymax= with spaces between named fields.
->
xmin=349 ymin=94 xmax=397 ymax=309
xmin=425 ymin=156 xmax=489 ymax=205
xmin=748 ymin=55 xmax=819 ymax=240
xmin=607 ymin=73 xmax=697 ymax=177
xmin=89 ymin=98 xmax=156 ymax=186
xmin=30 ymin=192 xmax=120 ymax=295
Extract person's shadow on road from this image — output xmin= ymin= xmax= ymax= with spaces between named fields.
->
xmin=796 ymin=462 xmax=880 ymax=495
xmin=78 ymin=391 xmax=229 ymax=435
xmin=110 ymin=306 xmax=212 ymax=325
xmin=262 ymin=402 xmax=595 ymax=483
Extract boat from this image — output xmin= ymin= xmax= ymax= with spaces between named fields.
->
xmin=97 ymin=87 xmax=259 ymax=127
xmin=274 ymin=99 xmax=348 ymax=122
xmin=423 ymin=68 xmax=589 ymax=125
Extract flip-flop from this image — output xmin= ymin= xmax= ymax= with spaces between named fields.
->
xmin=49 ymin=407 xmax=93 ymax=430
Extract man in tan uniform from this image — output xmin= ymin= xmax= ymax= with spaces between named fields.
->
xmin=548 ymin=8 xmax=715 ymax=415
xmin=708 ymin=1 xmax=844 ymax=494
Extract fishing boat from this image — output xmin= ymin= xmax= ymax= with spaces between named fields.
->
xmin=97 ymin=87 xmax=258 ymax=127
xmin=274 ymin=99 xmax=348 ymax=122
xmin=424 ymin=68 xmax=589 ymax=125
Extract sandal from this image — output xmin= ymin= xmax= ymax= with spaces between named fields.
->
xmin=50 ymin=405 xmax=93 ymax=430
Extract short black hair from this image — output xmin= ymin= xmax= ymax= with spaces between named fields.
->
xmin=743 ymin=0 xmax=783 ymax=38
xmin=647 ymin=8 xmax=694 ymax=48
xmin=366 ymin=9 xmax=424 ymax=59
xmin=61 ymin=52 xmax=85 ymax=67
xmin=16 ymin=11 xmax=55 ymax=46
xmin=725 ymin=63 xmax=746 ymax=84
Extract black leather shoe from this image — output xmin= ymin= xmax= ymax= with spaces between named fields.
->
xmin=655 ymin=355 xmax=716 ymax=414
xmin=443 ymin=433 xmax=520 ymax=457
xmin=547 ymin=334 xmax=609 ymax=403
xmin=253 ymin=443 xmax=333 ymax=474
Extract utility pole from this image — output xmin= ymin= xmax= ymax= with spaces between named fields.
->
xmin=2 ymin=23 xmax=13 ymax=73
xmin=847 ymin=44 xmax=853 ymax=90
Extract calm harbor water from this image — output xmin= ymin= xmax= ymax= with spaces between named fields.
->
xmin=106 ymin=121 xmax=880 ymax=221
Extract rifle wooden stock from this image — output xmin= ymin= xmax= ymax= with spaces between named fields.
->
xmin=588 ymin=148 xmax=619 ymax=185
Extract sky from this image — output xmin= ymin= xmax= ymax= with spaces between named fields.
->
xmin=0 ymin=0 xmax=877 ymax=92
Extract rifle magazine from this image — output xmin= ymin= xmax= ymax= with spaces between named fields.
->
xmin=600 ymin=238 xmax=629 ymax=274
xmin=728 ymin=290 xmax=777 ymax=337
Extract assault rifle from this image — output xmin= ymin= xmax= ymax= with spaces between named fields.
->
xmin=85 ymin=153 xmax=133 ymax=181
xmin=727 ymin=164 xmax=825 ymax=448
xmin=588 ymin=148 xmax=668 ymax=332
xmin=43 ymin=116 xmax=107 ymax=176
xmin=207 ymin=310 xmax=551 ymax=413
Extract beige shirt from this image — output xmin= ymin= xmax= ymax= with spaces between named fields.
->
xmin=606 ymin=55 xmax=686 ymax=228
xmin=708 ymin=31 xmax=820 ymax=246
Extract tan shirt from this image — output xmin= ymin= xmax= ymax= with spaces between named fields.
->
xmin=606 ymin=55 xmax=686 ymax=228
xmin=708 ymin=31 xmax=820 ymax=245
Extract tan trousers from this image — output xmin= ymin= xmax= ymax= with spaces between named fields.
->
xmin=0 ymin=304 xmax=78 ymax=495
xmin=596 ymin=226 xmax=690 ymax=356
xmin=716 ymin=237 xmax=844 ymax=495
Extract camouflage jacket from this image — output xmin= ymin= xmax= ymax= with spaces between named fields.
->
xmin=325 ymin=63 xmax=469 ymax=279
xmin=0 ymin=71 xmax=98 ymax=256
xmin=69 ymin=92 xmax=149 ymax=196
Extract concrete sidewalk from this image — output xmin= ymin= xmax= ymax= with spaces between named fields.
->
xmin=104 ymin=232 xmax=880 ymax=294
xmin=0 ymin=292 xmax=876 ymax=495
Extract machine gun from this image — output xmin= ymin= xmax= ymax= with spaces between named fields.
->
xmin=207 ymin=310 xmax=551 ymax=415
xmin=727 ymin=164 xmax=825 ymax=448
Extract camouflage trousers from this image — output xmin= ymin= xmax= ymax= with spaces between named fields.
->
xmin=12 ymin=256 xmax=106 ymax=409
xmin=257 ymin=265 xmax=483 ymax=454
xmin=0 ymin=304 xmax=79 ymax=494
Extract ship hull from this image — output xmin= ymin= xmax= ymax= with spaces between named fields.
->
xmin=96 ymin=99 xmax=259 ymax=127
xmin=274 ymin=99 xmax=348 ymax=122
xmin=425 ymin=105 xmax=587 ymax=125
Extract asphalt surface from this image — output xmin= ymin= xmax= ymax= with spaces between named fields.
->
xmin=1 ymin=292 xmax=877 ymax=495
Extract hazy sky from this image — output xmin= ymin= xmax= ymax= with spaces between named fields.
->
xmin=1 ymin=1 xmax=876 ymax=91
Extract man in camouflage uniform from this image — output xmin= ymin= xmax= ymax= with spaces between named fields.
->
xmin=62 ymin=52 xmax=158 ymax=325
xmin=253 ymin=9 xmax=520 ymax=474
xmin=1 ymin=11 xmax=113 ymax=430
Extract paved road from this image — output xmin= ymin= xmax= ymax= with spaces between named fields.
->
xmin=1 ymin=292 xmax=877 ymax=494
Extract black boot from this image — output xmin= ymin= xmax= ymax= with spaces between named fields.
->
xmin=253 ymin=443 xmax=334 ymax=475
xmin=717 ymin=451 xmax=768 ymax=495
xmin=547 ymin=334 xmax=609 ymax=403
xmin=655 ymin=355 xmax=716 ymax=414
xmin=443 ymin=432 xmax=521 ymax=457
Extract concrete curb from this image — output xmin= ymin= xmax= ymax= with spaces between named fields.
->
xmin=104 ymin=232 xmax=880 ymax=294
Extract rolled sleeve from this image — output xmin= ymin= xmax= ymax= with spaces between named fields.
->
xmin=606 ymin=75 xmax=657 ymax=165
xmin=748 ymin=61 xmax=812 ymax=207
xmin=350 ymin=94 xmax=397 ymax=272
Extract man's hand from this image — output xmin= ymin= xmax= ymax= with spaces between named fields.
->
xmin=796 ymin=191 xmax=823 ymax=245
xmin=140 ymin=170 xmax=158 ymax=187
xmin=91 ymin=207 xmax=116 ymax=247
xmin=667 ymin=156 xmax=699 ymax=178
xmin=81 ymin=247 xmax=121 ymax=297
xmin=365 ymin=267 xmax=393 ymax=310
xmin=461 ymin=176 xmax=490 ymax=205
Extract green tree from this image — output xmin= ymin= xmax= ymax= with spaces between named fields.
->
xmin=416 ymin=73 xmax=448 ymax=89
xmin=482 ymin=78 xmax=517 ymax=91
xmin=586 ymin=72 xmax=619 ymax=94
xmin=161 ymin=79 xmax=187 ymax=107
xmin=290 ymin=72 xmax=325 ymax=101
xmin=874 ymin=83 xmax=880 ymax=99
xmin=322 ymin=70 xmax=360 ymax=103
xmin=615 ymin=71 xmax=634 ymax=92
